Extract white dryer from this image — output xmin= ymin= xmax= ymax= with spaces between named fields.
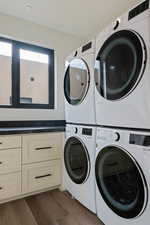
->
xmin=64 ymin=40 xmax=95 ymax=125
xmin=63 ymin=124 xmax=96 ymax=213
xmin=95 ymin=127 xmax=150 ymax=225
xmin=94 ymin=0 xmax=150 ymax=129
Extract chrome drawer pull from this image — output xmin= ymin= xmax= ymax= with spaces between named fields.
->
xmin=35 ymin=147 xmax=52 ymax=151
xmin=35 ymin=174 xmax=52 ymax=179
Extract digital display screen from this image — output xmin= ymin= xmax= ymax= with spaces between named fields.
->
xmin=82 ymin=42 xmax=92 ymax=52
xmin=130 ymin=133 xmax=150 ymax=146
xmin=82 ymin=128 xmax=92 ymax=136
xmin=128 ymin=0 xmax=149 ymax=20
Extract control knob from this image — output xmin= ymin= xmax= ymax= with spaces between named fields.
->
xmin=113 ymin=19 xmax=120 ymax=30
xmin=75 ymin=127 xmax=78 ymax=134
xmin=113 ymin=132 xmax=120 ymax=142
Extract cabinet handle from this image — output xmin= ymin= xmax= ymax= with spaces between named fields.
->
xmin=35 ymin=174 xmax=52 ymax=179
xmin=35 ymin=147 xmax=52 ymax=151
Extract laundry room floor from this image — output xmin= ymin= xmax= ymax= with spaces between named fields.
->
xmin=0 ymin=190 xmax=104 ymax=225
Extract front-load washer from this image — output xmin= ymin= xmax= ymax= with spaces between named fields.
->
xmin=94 ymin=0 xmax=150 ymax=129
xmin=95 ymin=127 xmax=150 ymax=225
xmin=64 ymin=40 xmax=95 ymax=125
xmin=63 ymin=124 xmax=96 ymax=213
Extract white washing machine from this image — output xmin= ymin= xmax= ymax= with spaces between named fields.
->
xmin=95 ymin=127 xmax=150 ymax=225
xmin=63 ymin=124 xmax=96 ymax=213
xmin=94 ymin=0 xmax=150 ymax=129
xmin=64 ymin=40 xmax=95 ymax=125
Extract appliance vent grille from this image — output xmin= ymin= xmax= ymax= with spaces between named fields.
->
xmin=128 ymin=0 xmax=149 ymax=20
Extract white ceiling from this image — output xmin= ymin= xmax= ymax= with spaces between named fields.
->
xmin=0 ymin=0 xmax=142 ymax=39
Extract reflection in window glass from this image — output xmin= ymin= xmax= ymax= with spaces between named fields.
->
xmin=94 ymin=31 xmax=144 ymax=100
xmin=20 ymin=49 xmax=49 ymax=104
xmin=69 ymin=59 xmax=88 ymax=101
xmin=0 ymin=41 xmax=12 ymax=105
xmin=64 ymin=59 xmax=89 ymax=105
xmin=64 ymin=137 xmax=89 ymax=184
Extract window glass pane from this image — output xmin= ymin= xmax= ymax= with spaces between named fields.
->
xmin=0 ymin=41 xmax=12 ymax=105
xmin=20 ymin=49 xmax=49 ymax=104
xmin=20 ymin=49 xmax=49 ymax=64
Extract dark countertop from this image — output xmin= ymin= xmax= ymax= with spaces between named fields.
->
xmin=0 ymin=126 xmax=65 ymax=135
xmin=0 ymin=120 xmax=65 ymax=135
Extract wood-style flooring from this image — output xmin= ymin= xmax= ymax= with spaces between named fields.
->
xmin=0 ymin=189 xmax=104 ymax=225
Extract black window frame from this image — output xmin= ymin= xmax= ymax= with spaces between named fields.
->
xmin=0 ymin=36 xmax=55 ymax=109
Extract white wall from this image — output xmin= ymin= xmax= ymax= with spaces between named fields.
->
xmin=0 ymin=13 xmax=84 ymax=121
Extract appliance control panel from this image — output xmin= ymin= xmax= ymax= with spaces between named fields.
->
xmin=97 ymin=130 xmax=120 ymax=142
xmin=82 ymin=128 xmax=92 ymax=136
xmin=129 ymin=133 xmax=150 ymax=146
xmin=97 ymin=129 xmax=111 ymax=141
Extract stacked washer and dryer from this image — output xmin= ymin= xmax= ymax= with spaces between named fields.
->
xmin=94 ymin=0 xmax=150 ymax=225
xmin=63 ymin=40 xmax=97 ymax=213
xmin=63 ymin=0 xmax=150 ymax=225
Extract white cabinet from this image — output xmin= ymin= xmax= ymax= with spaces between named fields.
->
xmin=0 ymin=172 xmax=21 ymax=200
xmin=22 ymin=133 xmax=61 ymax=164
xmin=0 ymin=148 xmax=21 ymax=174
xmin=0 ymin=131 xmax=63 ymax=203
xmin=0 ymin=135 xmax=21 ymax=150
xmin=0 ymin=135 xmax=22 ymax=201
xmin=22 ymin=132 xmax=62 ymax=194
xmin=22 ymin=160 xmax=61 ymax=193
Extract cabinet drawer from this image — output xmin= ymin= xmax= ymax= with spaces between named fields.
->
xmin=22 ymin=133 xmax=61 ymax=164
xmin=0 ymin=149 xmax=21 ymax=175
xmin=0 ymin=135 xmax=21 ymax=150
xmin=0 ymin=172 xmax=21 ymax=201
xmin=22 ymin=160 xmax=61 ymax=193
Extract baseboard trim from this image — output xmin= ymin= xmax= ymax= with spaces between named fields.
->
xmin=0 ymin=185 xmax=60 ymax=205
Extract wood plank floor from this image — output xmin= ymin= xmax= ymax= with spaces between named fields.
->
xmin=0 ymin=190 xmax=104 ymax=225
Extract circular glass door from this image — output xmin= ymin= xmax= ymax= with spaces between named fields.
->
xmin=95 ymin=146 xmax=147 ymax=219
xmin=94 ymin=30 xmax=146 ymax=100
xmin=64 ymin=58 xmax=90 ymax=105
xmin=64 ymin=137 xmax=90 ymax=184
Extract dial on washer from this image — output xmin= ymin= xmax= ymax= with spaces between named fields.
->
xmin=75 ymin=127 xmax=78 ymax=134
xmin=113 ymin=132 xmax=120 ymax=141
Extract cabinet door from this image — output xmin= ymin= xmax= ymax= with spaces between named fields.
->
xmin=0 ymin=135 xmax=21 ymax=150
xmin=22 ymin=160 xmax=61 ymax=193
xmin=0 ymin=148 xmax=21 ymax=174
xmin=0 ymin=172 xmax=21 ymax=201
xmin=22 ymin=133 xmax=62 ymax=164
